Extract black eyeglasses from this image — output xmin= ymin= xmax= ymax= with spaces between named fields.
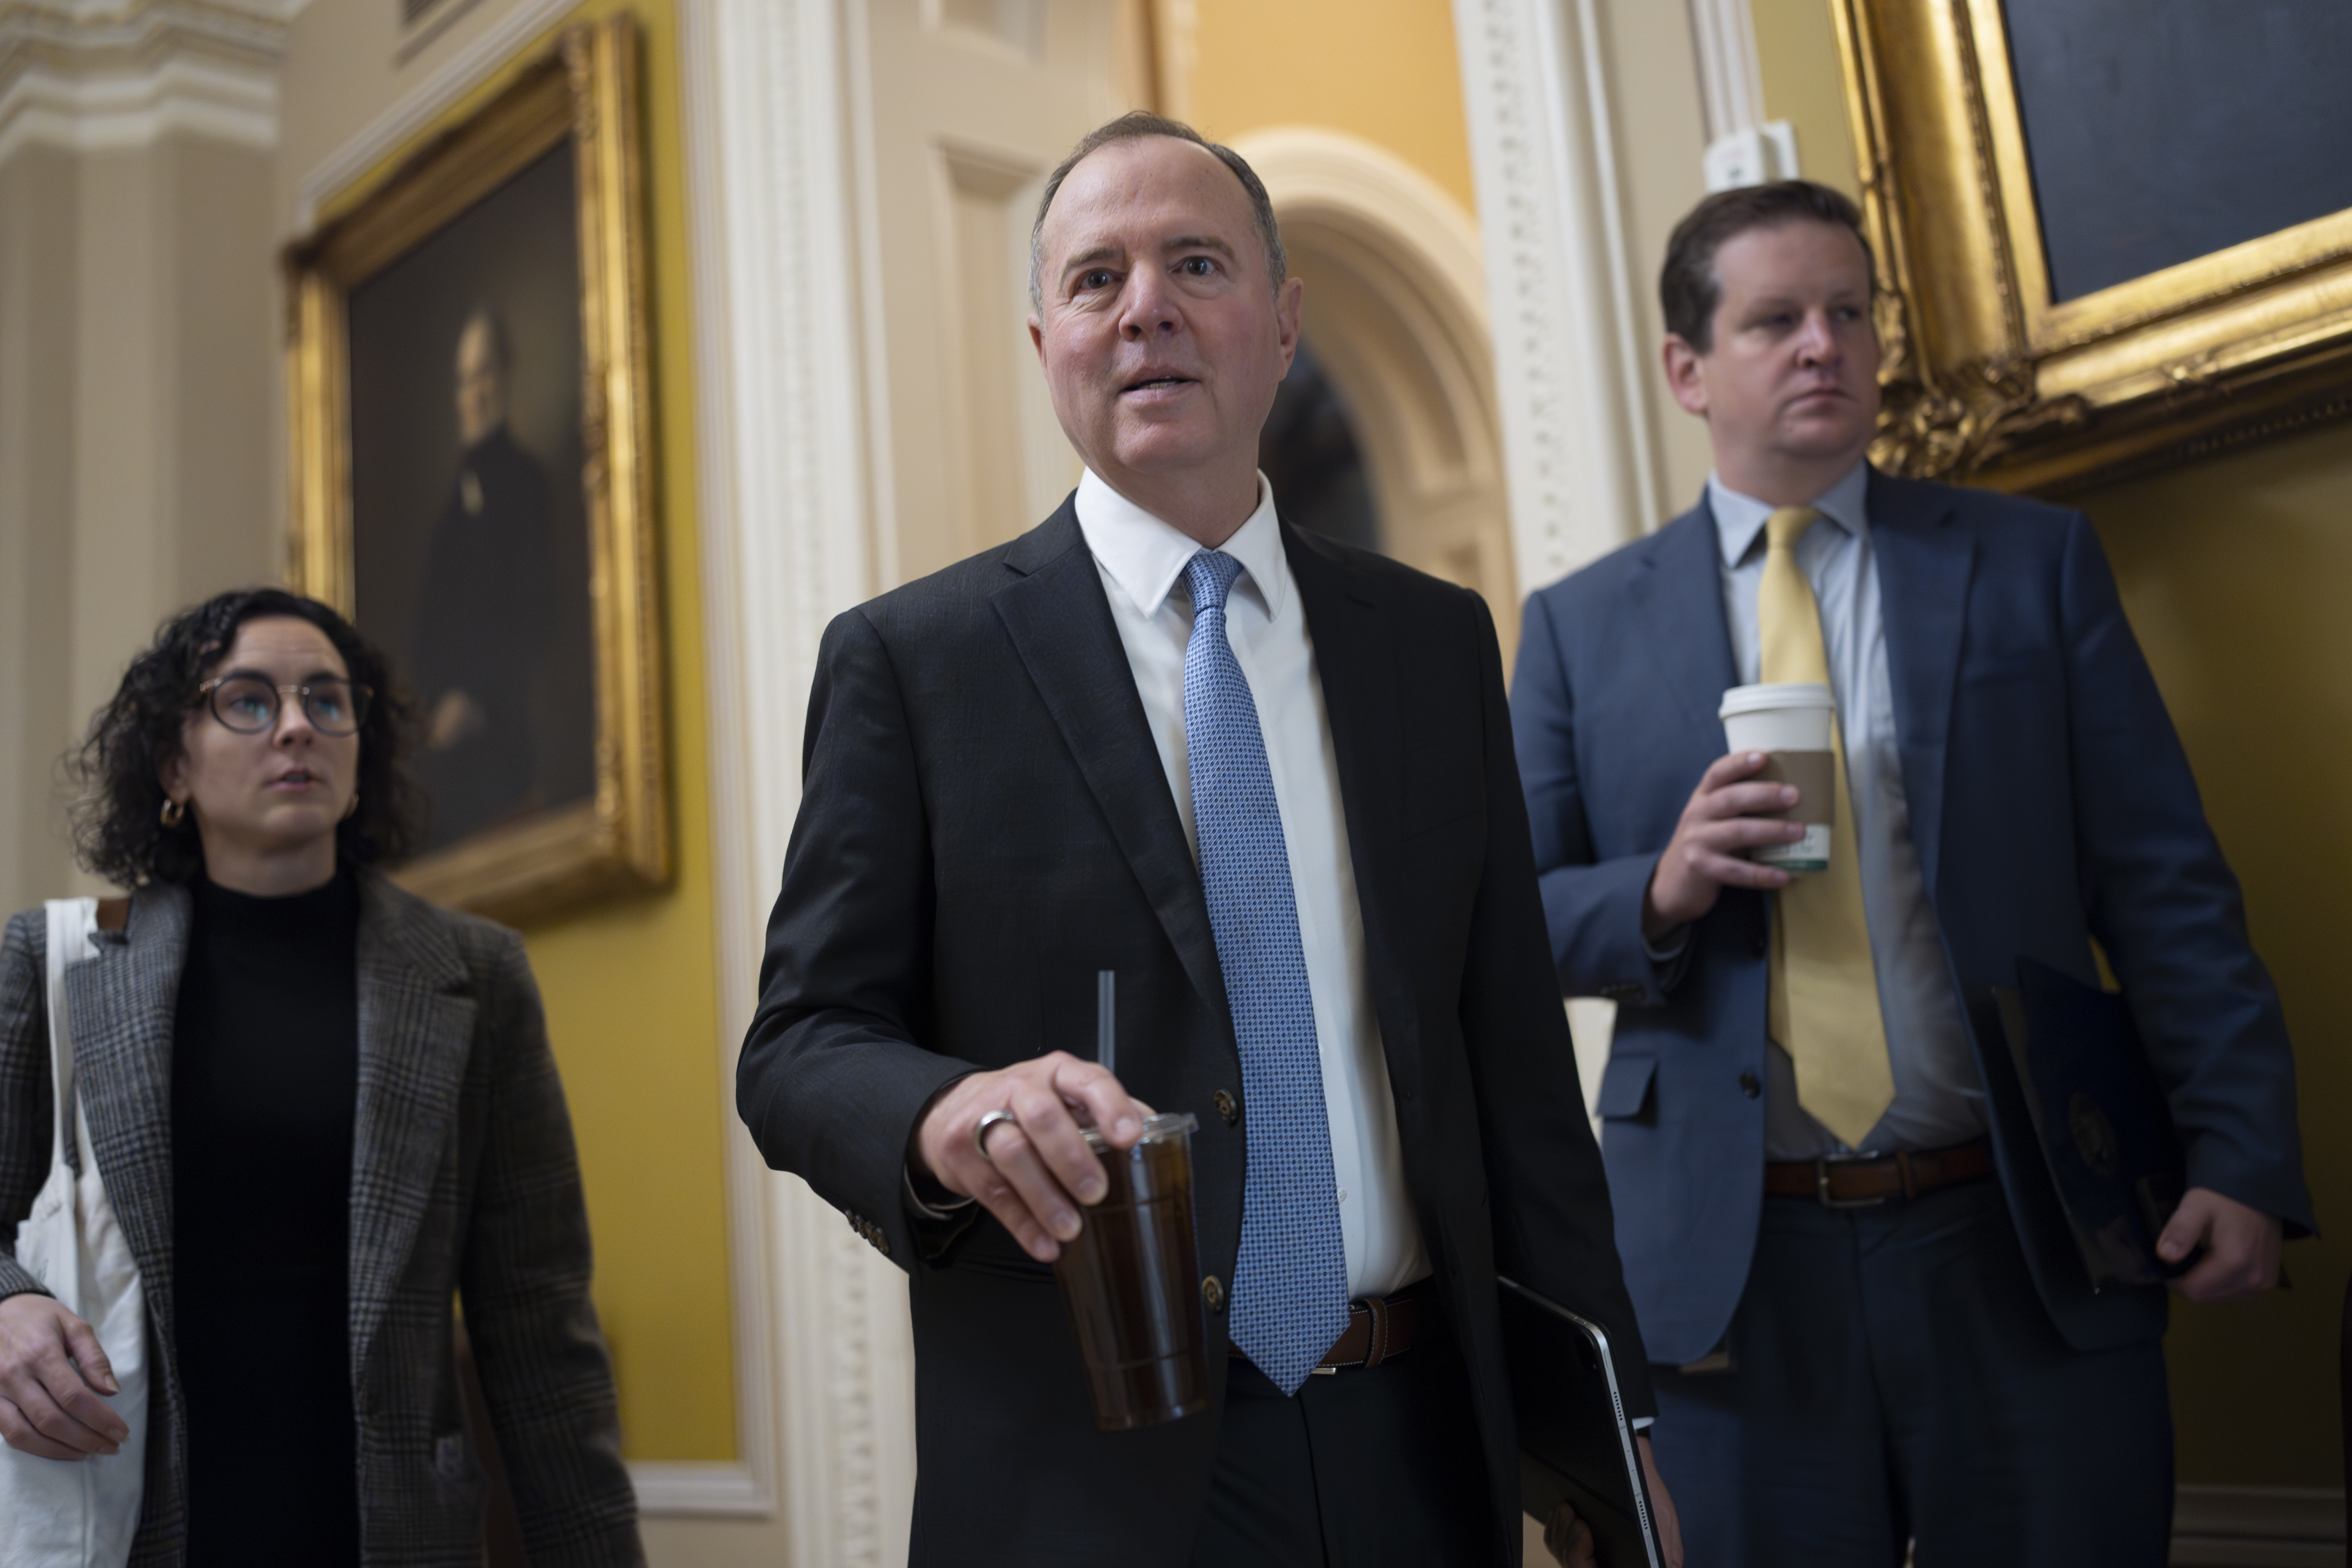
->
xmin=197 ymin=676 xmax=372 ymax=737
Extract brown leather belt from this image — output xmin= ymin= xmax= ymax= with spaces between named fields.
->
xmin=1763 ymin=1138 xmax=1994 ymax=1207
xmin=1230 ymin=1290 xmax=1424 ymax=1373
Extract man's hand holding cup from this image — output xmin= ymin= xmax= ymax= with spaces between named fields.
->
xmin=911 ymin=1054 xmax=1154 ymax=1263
xmin=1644 ymin=750 xmax=1808 ymax=941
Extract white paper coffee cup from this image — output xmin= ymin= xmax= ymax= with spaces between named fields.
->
xmin=1718 ymin=683 xmax=1835 ymax=873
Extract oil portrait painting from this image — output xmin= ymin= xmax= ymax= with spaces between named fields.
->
xmin=286 ymin=19 xmax=667 ymax=920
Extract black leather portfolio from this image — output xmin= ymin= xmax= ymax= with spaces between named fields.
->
xmin=1990 ymin=956 xmax=2191 ymax=1290
xmin=1497 ymin=1277 xmax=1662 ymax=1568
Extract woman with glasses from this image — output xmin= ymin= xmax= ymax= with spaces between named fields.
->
xmin=0 ymin=587 xmax=642 ymax=1565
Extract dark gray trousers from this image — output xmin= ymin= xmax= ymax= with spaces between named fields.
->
xmin=1648 ymin=1177 xmax=2173 ymax=1567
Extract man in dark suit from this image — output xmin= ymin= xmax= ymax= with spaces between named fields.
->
xmin=1510 ymin=180 xmax=2313 ymax=1565
xmin=737 ymin=112 xmax=1677 ymax=1567
xmin=409 ymin=305 xmax=554 ymax=848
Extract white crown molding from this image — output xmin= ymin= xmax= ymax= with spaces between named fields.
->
xmin=683 ymin=0 xmax=908 ymax=1556
xmin=289 ymin=0 xmax=573 ymax=230
xmin=0 ymin=0 xmax=300 ymax=164
xmin=1454 ymin=0 xmax=1663 ymax=593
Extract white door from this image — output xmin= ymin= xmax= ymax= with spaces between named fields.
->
xmin=860 ymin=0 xmax=1135 ymax=585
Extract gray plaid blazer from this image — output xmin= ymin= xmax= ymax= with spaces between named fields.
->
xmin=0 ymin=875 xmax=643 ymax=1566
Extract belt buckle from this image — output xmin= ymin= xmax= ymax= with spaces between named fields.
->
xmin=1814 ymin=1156 xmax=1888 ymax=1210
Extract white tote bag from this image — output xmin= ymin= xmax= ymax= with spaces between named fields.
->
xmin=0 ymin=898 xmax=150 ymax=1566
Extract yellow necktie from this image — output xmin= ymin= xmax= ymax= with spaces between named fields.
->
xmin=1759 ymin=506 xmax=1894 ymax=1148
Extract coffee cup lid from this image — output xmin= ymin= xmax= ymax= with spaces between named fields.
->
xmin=1719 ymin=682 xmax=1832 ymax=721
xmin=1081 ymin=1112 xmax=1199 ymax=1152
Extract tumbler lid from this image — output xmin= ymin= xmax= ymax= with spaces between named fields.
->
xmin=1081 ymin=1111 xmax=1198 ymax=1151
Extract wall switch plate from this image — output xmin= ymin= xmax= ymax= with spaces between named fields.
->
xmin=1702 ymin=120 xmax=1802 ymax=191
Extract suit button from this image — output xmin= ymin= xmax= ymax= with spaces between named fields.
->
xmin=1739 ymin=1072 xmax=1761 ymax=1100
xmin=1213 ymin=1089 xmax=1239 ymax=1126
xmin=1202 ymin=1275 xmax=1226 ymax=1313
xmin=872 ymin=1229 xmax=891 ymax=1258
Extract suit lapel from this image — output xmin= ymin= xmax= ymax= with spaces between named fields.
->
xmin=1867 ymin=469 xmax=1973 ymax=900
xmin=66 ymin=882 xmax=190 ymax=1353
xmin=346 ymin=876 xmax=474 ymax=1376
xmin=1625 ymin=502 xmax=1742 ymax=740
xmin=993 ymin=502 xmax=1227 ymax=1016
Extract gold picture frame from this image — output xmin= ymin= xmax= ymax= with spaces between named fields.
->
xmin=1831 ymin=0 xmax=2352 ymax=493
xmin=285 ymin=16 xmax=668 ymax=922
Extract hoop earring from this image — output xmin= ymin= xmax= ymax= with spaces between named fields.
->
xmin=159 ymin=798 xmax=187 ymax=828
xmin=341 ymin=791 xmax=361 ymax=823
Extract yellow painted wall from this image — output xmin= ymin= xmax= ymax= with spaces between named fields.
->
xmin=1748 ymin=0 xmax=2345 ymax=1491
xmin=313 ymin=0 xmax=735 ymax=1463
xmin=2079 ymin=428 xmax=2351 ymax=1489
xmin=1186 ymin=0 xmax=1477 ymax=213
xmin=1750 ymin=0 xmax=1860 ymax=203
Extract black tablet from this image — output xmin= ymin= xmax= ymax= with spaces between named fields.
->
xmin=1497 ymin=1276 xmax=1663 ymax=1568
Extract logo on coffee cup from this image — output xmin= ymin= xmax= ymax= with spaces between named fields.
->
xmin=1719 ymin=684 xmax=1836 ymax=874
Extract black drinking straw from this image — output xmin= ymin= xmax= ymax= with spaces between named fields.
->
xmin=1096 ymin=969 xmax=1116 ymax=1079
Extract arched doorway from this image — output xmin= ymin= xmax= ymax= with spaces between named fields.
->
xmin=1234 ymin=128 xmax=1517 ymax=657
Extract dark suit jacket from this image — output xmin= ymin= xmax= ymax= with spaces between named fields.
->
xmin=1509 ymin=467 xmax=2314 ymax=1366
xmin=0 ymin=876 xmax=641 ymax=1568
xmin=738 ymin=497 xmax=1651 ymax=1566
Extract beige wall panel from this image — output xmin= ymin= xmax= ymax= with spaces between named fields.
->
xmin=0 ymin=136 xmax=276 ymax=914
xmin=0 ymin=149 xmax=85 ymax=912
xmin=166 ymin=139 xmax=279 ymax=606
xmin=70 ymin=147 xmax=172 ymax=740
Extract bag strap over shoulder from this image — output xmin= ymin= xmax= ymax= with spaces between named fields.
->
xmin=40 ymin=898 xmax=101 ymax=1169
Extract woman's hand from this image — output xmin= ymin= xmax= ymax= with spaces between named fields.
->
xmin=0 ymin=1292 xmax=128 ymax=1460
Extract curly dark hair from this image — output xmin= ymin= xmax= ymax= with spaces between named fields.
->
xmin=70 ymin=587 xmax=420 ymax=887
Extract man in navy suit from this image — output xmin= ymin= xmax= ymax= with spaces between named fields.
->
xmin=1510 ymin=180 xmax=2312 ymax=1565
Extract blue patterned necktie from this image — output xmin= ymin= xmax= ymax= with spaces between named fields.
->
xmin=1182 ymin=549 xmax=1350 ymax=1395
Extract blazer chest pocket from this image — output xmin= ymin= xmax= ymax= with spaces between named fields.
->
xmin=1596 ymin=1056 xmax=1657 ymax=1122
xmin=1401 ymin=744 xmax=1483 ymax=839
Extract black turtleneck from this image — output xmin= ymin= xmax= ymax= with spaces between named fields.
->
xmin=171 ymin=870 xmax=362 ymax=1564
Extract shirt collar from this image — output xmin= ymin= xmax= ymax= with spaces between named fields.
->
xmin=1707 ymin=459 xmax=1871 ymax=568
xmin=1074 ymin=467 xmax=1290 ymax=621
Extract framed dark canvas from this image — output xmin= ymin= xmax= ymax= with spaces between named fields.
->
xmin=1831 ymin=0 xmax=2352 ymax=492
xmin=286 ymin=18 xmax=667 ymax=921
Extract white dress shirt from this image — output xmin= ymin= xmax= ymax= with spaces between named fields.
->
xmin=1706 ymin=462 xmax=1989 ymax=1158
xmin=1076 ymin=467 xmax=1430 ymax=1300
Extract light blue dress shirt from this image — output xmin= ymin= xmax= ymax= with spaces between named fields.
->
xmin=1705 ymin=462 xmax=1988 ymax=1158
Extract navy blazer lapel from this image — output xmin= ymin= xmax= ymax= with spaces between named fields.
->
xmin=992 ymin=501 xmax=1226 ymax=1016
xmin=66 ymin=881 xmax=190 ymax=1353
xmin=347 ymin=876 xmax=475 ymax=1374
xmin=1867 ymin=468 xmax=1973 ymax=900
xmin=1626 ymin=500 xmax=1742 ymax=737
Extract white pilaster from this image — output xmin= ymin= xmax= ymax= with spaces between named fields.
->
xmin=680 ymin=0 xmax=911 ymax=1559
xmin=1454 ymin=0 xmax=1664 ymax=593
xmin=1684 ymin=0 xmax=1763 ymax=144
